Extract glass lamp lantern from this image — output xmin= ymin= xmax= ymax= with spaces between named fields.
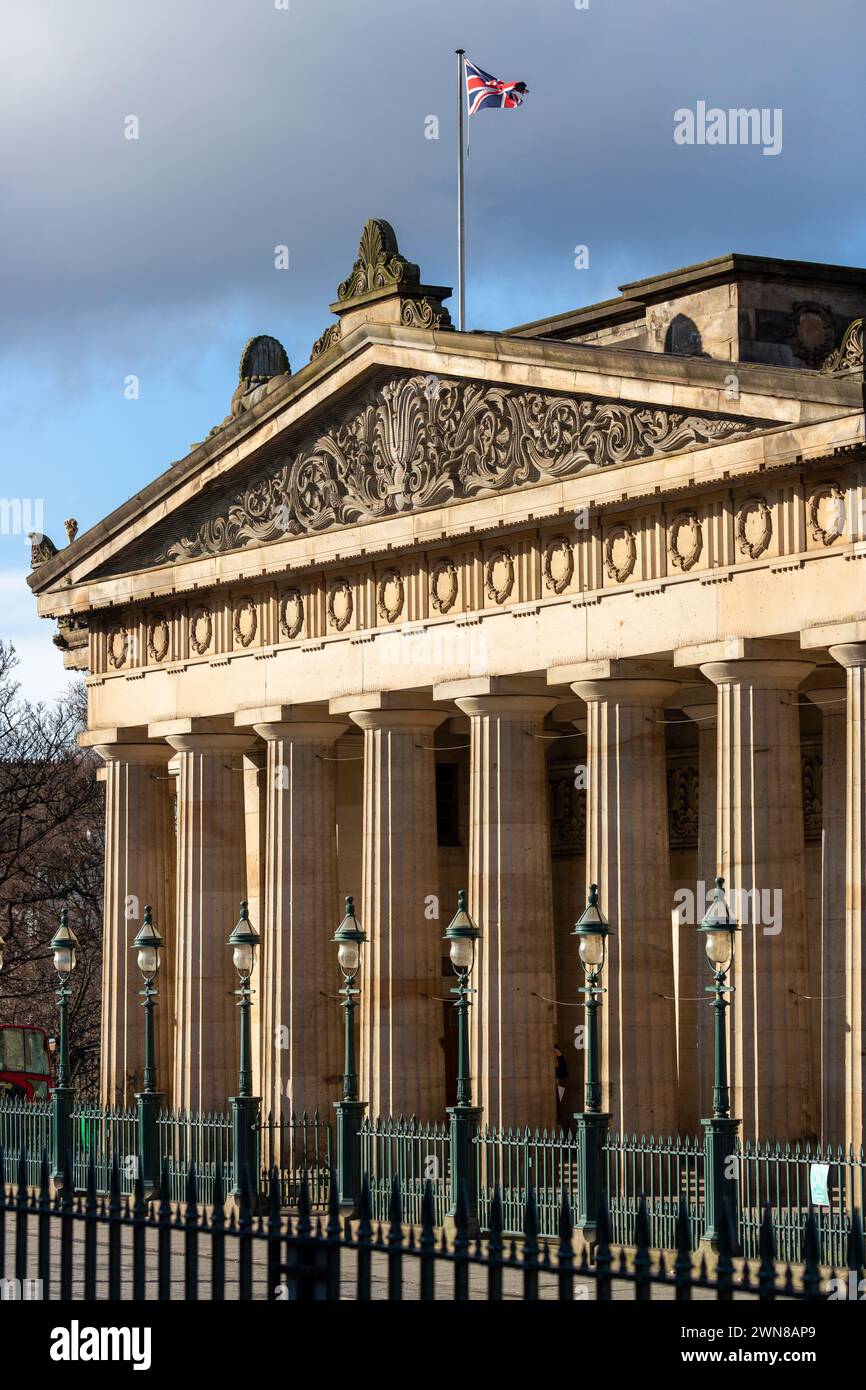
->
xmin=131 ymin=905 xmax=163 ymax=983
xmin=443 ymin=889 xmax=480 ymax=976
xmin=698 ymin=877 xmax=739 ymax=972
xmin=50 ymin=910 xmax=80 ymax=979
xmin=227 ymin=901 xmax=260 ymax=983
xmin=572 ymin=883 xmax=611 ymax=975
xmin=332 ymin=896 xmax=366 ymax=981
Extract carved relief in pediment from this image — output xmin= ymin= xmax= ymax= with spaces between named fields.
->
xmin=98 ymin=373 xmax=771 ymax=576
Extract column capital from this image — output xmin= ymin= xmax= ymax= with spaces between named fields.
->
xmin=454 ymin=694 xmax=557 ymax=721
xmin=551 ymin=699 xmax=588 ymax=732
xmin=803 ymin=668 xmax=848 ymax=713
xmin=434 ymin=675 xmax=551 ymax=703
xmin=238 ymin=703 xmax=348 ymax=744
xmin=149 ymin=716 xmax=240 ymax=740
xmin=829 ymin=642 xmax=866 ymax=671
xmin=549 ymin=657 xmax=677 ymax=688
xmin=252 ymin=720 xmax=349 ymax=744
xmin=348 ymin=707 xmax=446 ymax=734
xmin=235 ymin=702 xmax=329 ymax=727
xmin=670 ymin=682 xmax=717 ymax=726
xmin=79 ymin=726 xmax=150 ymax=750
xmin=161 ymin=731 xmax=258 ymax=755
xmin=91 ymin=742 xmax=174 ymax=766
xmin=699 ymin=659 xmax=814 ymax=691
xmin=565 ymin=660 xmax=679 ymax=707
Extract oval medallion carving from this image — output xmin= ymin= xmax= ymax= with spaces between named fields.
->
xmin=233 ymin=598 xmax=258 ymax=648
xmin=279 ymin=588 xmax=304 ymax=640
xmin=328 ymin=579 xmax=353 ymax=632
xmin=147 ymin=615 xmax=170 ymax=663
xmin=376 ymin=569 xmax=404 ymax=624
xmin=736 ymin=496 xmax=772 ymax=559
xmin=485 ymin=548 xmax=515 ymax=604
xmin=808 ymin=482 xmax=846 ymax=546
xmin=604 ymin=524 xmax=637 ymax=583
xmin=668 ymin=511 xmax=703 ymax=571
xmin=430 ymin=559 xmax=458 ymax=614
xmin=107 ymin=625 xmax=128 ymax=669
xmin=542 ymin=536 xmax=574 ymax=594
xmin=189 ymin=606 xmax=212 ymax=655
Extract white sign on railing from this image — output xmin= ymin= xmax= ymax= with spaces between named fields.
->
xmin=809 ymin=1162 xmax=831 ymax=1208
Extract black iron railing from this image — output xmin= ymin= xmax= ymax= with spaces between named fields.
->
xmin=0 ymin=1144 xmax=854 ymax=1302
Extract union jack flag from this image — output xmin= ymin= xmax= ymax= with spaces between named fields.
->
xmin=464 ymin=57 xmax=528 ymax=115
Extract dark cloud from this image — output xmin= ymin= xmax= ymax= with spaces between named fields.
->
xmin=3 ymin=0 xmax=865 ymax=379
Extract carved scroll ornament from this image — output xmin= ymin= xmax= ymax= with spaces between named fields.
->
xmin=139 ymin=373 xmax=769 ymax=568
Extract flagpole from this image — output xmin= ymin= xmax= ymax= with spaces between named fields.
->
xmin=456 ymin=47 xmax=466 ymax=332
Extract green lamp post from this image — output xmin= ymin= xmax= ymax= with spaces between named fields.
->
xmin=698 ymin=876 xmax=741 ymax=1250
xmin=227 ymin=901 xmax=261 ymax=1203
xmin=49 ymin=908 xmax=80 ymax=1184
xmin=573 ymin=883 xmax=611 ymax=1248
xmin=131 ymin=905 xmax=164 ymax=1198
xmin=332 ymin=895 xmax=367 ymax=1215
xmin=443 ymin=889 xmax=482 ymax=1234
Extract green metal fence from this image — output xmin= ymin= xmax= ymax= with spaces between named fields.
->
xmin=71 ymin=1102 xmax=139 ymax=1195
xmin=604 ymin=1132 xmax=704 ymax=1251
xmin=739 ymin=1139 xmax=866 ymax=1267
xmin=259 ymin=1109 xmax=334 ymax=1210
xmin=0 ymin=1144 xmax=855 ymax=1302
xmin=157 ymin=1107 xmax=233 ymax=1205
xmin=475 ymin=1125 xmax=580 ymax=1236
xmin=360 ymin=1116 xmax=450 ymax=1226
xmin=0 ymin=1098 xmax=52 ymax=1186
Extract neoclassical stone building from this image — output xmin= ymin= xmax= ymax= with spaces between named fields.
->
xmin=29 ymin=221 xmax=866 ymax=1148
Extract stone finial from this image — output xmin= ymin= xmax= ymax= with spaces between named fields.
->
xmin=311 ymin=218 xmax=453 ymax=360
xmin=198 ymin=333 xmax=292 ymax=443
xmin=64 ymin=517 xmax=78 ymax=544
xmin=237 ymin=335 xmax=291 ymax=388
xmin=820 ymin=317 xmax=864 ymax=374
xmin=29 ymin=533 xmax=58 ymax=568
xmin=230 ymin=335 xmax=290 ymax=418
xmin=337 ymin=219 xmax=421 ymax=301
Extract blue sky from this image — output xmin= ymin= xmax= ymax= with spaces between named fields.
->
xmin=2 ymin=0 xmax=865 ymax=701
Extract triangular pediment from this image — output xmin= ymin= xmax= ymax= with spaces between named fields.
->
xmin=90 ymin=367 xmax=774 ymax=578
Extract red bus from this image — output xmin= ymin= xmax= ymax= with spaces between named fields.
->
xmin=0 ymin=1024 xmax=52 ymax=1101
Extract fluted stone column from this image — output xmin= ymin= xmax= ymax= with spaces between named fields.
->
xmin=436 ymin=679 xmax=558 ymax=1130
xmin=688 ymin=645 xmax=817 ymax=1141
xmin=805 ymin=675 xmax=847 ymax=1143
xmin=564 ymin=663 xmax=679 ymax=1137
xmin=828 ymin=642 xmax=866 ymax=1148
xmin=550 ymin=701 xmax=588 ymax=1122
xmin=93 ymin=741 xmax=175 ymax=1107
xmin=678 ymin=685 xmax=718 ymax=1134
xmin=243 ymin=710 xmax=347 ymax=1122
xmin=333 ymin=695 xmax=446 ymax=1121
xmin=156 ymin=725 xmax=254 ymax=1112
